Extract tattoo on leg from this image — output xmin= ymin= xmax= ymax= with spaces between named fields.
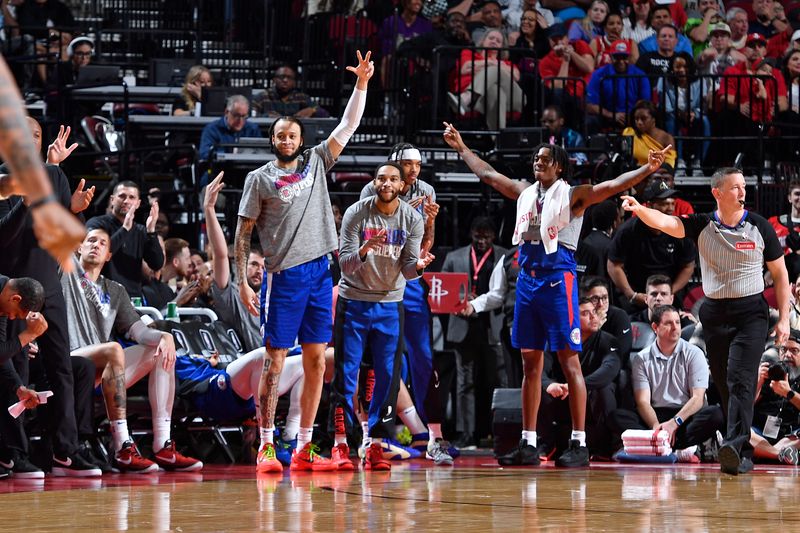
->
xmin=258 ymin=358 xmax=280 ymax=428
xmin=102 ymin=371 xmax=127 ymax=420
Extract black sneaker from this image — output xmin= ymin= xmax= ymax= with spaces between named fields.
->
xmin=497 ymin=439 xmax=540 ymax=466
xmin=78 ymin=441 xmax=112 ymax=474
xmin=52 ymin=453 xmax=102 ymax=477
xmin=0 ymin=465 xmax=8 ymax=480
xmin=555 ymin=439 xmax=590 ymax=468
xmin=0 ymin=453 xmax=45 ymax=479
xmin=718 ymin=443 xmax=741 ymax=476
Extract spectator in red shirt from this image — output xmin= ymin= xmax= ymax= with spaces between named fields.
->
xmin=538 ymin=22 xmax=594 ymax=126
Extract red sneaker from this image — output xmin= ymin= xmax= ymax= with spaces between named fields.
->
xmin=256 ymin=443 xmax=283 ymax=473
xmin=363 ymin=442 xmax=391 ymax=471
xmin=290 ymin=443 xmax=336 ymax=472
xmin=114 ymin=440 xmax=158 ymax=474
xmin=153 ymin=440 xmax=203 ymax=471
xmin=331 ymin=443 xmax=356 ymax=471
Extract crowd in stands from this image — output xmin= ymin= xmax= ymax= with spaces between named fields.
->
xmin=3 ymin=0 xmax=800 ymax=479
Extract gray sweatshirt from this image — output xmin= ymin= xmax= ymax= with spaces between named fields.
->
xmin=338 ymin=197 xmax=423 ymax=302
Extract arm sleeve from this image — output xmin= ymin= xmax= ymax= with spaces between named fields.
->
xmin=470 ymin=258 xmax=506 ymax=313
xmin=330 ymin=86 xmax=367 ymax=147
xmin=128 ymin=320 xmax=165 ymax=347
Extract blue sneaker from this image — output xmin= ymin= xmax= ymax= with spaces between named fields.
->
xmin=273 ymin=429 xmax=296 ymax=467
xmin=380 ymin=438 xmax=422 ymax=460
xmin=411 ymin=432 xmax=460 ymax=459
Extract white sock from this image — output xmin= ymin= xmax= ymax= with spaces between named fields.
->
xmin=522 ymin=430 xmax=537 ymax=447
xmin=399 ymin=406 xmax=428 ymax=435
xmin=428 ymin=423 xmax=443 ymax=443
xmin=334 ymin=434 xmax=347 ymax=446
xmin=297 ymin=427 xmax=314 ymax=450
xmin=110 ymin=419 xmax=130 ymax=452
xmin=571 ymin=430 xmax=586 ymax=447
xmin=283 ymin=417 xmax=300 ymax=442
xmin=260 ymin=427 xmax=275 ymax=448
xmin=152 ymin=417 xmax=171 ymax=452
xmin=361 ymin=421 xmax=371 ymax=448
xmin=372 ymin=437 xmax=382 ymax=445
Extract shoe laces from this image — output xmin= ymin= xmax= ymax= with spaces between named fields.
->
xmin=260 ymin=443 xmax=276 ymax=461
xmin=306 ymin=443 xmax=323 ymax=460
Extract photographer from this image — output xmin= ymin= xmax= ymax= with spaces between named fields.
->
xmin=751 ymin=330 xmax=800 ymax=465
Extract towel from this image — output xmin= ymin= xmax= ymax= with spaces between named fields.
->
xmin=622 ymin=429 xmax=670 ymax=444
xmin=512 ymin=179 xmax=571 ymax=254
xmin=624 ymin=444 xmax=673 ymax=456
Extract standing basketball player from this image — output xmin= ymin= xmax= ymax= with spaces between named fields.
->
xmin=443 ymin=121 xmax=667 ymax=467
xmin=235 ymin=51 xmax=373 ymax=472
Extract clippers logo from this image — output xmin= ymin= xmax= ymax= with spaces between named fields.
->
xmin=570 ymin=328 xmax=581 ymax=345
xmin=274 ymin=163 xmax=312 ymax=202
xmin=428 ymin=275 xmax=449 ymax=306
xmin=736 ymin=241 xmax=756 ymax=250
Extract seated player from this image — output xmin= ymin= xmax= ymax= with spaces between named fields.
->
xmin=62 ymin=228 xmax=202 ymax=473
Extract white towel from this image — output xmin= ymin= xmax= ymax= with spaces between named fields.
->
xmin=624 ymin=444 xmax=673 ymax=456
xmin=512 ymin=179 xmax=571 ymax=254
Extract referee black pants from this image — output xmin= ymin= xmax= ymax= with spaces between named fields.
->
xmin=699 ymin=294 xmax=769 ymax=458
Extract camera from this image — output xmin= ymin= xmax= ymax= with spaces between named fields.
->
xmin=768 ymin=361 xmax=790 ymax=381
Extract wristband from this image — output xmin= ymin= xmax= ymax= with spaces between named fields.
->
xmin=673 ymin=415 xmax=684 ymax=427
xmin=788 ymin=390 xmax=796 ymax=401
xmin=29 ymin=194 xmax=58 ymax=209
xmin=629 ymin=292 xmax=638 ymax=303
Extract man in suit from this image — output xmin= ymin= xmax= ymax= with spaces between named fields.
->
xmin=442 ymin=217 xmax=507 ymax=448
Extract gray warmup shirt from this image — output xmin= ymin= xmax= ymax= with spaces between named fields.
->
xmin=238 ymin=142 xmax=338 ymax=273
xmin=210 ymin=281 xmax=262 ymax=352
xmin=62 ymin=270 xmax=141 ymax=352
xmin=338 ymin=197 xmax=424 ymax=302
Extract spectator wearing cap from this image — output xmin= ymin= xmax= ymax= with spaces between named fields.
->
xmin=607 ymin=179 xmax=696 ymax=311
xmin=764 ymin=24 xmax=800 ymax=60
xmin=647 ymin=163 xmax=695 ymax=215
xmin=637 ymin=6 xmax=694 ymax=57
xmin=538 ymin=22 xmax=595 ymax=125
xmin=749 ymin=0 xmax=789 ymax=39
xmin=586 ymin=39 xmax=650 ymax=133
xmin=592 ymin=11 xmax=639 ymax=68
xmin=697 ymin=22 xmax=746 ymax=73
xmin=684 ymin=0 xmax=725 ymax=57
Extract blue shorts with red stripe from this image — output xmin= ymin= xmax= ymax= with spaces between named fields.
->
xmin=511 ymin=268 xmax=581 ymax=352
xmin=263 ymin=255 xmax=333 ymax=349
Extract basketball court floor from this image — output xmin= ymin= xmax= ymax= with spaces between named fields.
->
xmin=2 ymin=455 xmax=797 ymax=531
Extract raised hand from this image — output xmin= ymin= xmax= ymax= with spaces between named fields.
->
xmin=30 ymin=201 xmax=85 ymax=272
xmin=145 ymin=199 xmax=159 ymax=233
xmin=346 ymin=50 xmax=374 ymax=89
xmin=416 ymin=250 xmax=435 ymax=271
xmin=46 ymin=125 xmax=79 ymax=165
xmin=70 ymin=178 xmax=95 ymax=214
xmin=442 ymin=121 xmax=466 ymax=151
xmin=620 ymin=194 xmax=642 ymax=213
xmin=203 ymin=171 xmax=225 ymax=211
xmin=422 ymin=197 xmax=440 ymax=220
xmin=647 ymin=144 xmax=672 ymax=173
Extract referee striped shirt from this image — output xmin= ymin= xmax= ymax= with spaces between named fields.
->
xmin=680 ymin=211 xmax=783 ymax=299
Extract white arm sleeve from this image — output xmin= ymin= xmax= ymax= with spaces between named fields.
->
xmin=331 ymin=87 xmax=367 ymax=146
xmin=129 ymin=320 xmax=165 ymax=347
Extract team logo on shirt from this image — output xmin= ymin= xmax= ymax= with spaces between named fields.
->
xmin=570 ymin=327 xmax=581 ymax=345
xmin=274 ymin=164 xmax=313 ymax=202
xmin=362 ymin=226 xmax=407 ymax=259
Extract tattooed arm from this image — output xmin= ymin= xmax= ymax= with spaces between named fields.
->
xmin=0 ymin=57 xmax=85 ymax=270
xmin=235 ymin=215 xmax=258 ymax=316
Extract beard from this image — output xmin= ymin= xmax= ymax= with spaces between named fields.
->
xmin=272 ymin=143 xmax=304 ymax=163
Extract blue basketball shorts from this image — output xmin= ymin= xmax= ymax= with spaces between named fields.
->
xmin=512 ymin=268 xmax=581 ymax=352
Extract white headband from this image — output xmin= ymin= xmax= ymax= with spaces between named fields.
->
xmin=395 ymin=148 xmax=422 ymax=161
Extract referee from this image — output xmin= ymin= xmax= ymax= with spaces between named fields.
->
xmin=620 ymin=168 xmax=791 ymax=475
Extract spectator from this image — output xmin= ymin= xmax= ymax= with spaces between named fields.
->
xmin=538 ymin=23 xmax=595 ymax=127
xmin=684 ymin=0 xmax=724 ymax=56
xmin=470 ymin=0 xmax=509 ymax=44
xmin=608 ymin=305 xmax=725 ymax=460
xmin=636 ymin=24 xmax=681 ymax=80
xmin=575 ymin=199 xmax=620 ymax=279
xmin=637 ymin=7 xmax=693 ymax=57
xmin=768 ymin=181 xmax=800 ymax=279
xmin=607 ymin=179 xmax=696 ymax=310
xmin=656 ymin=52 xmax=711 ymax=171
xmin=509 ymin=7 xmax=550 ymax=61
xmin=622 ymin=0 xmax=655 ymax=45
xmin=568 ymin=0 xmax=608 ymax=45
xmin=622 ymin=100 xmax=677 ymax=168
xmin=750 ymin=330 xmax=800 ymax=464
xmin=777 ymin=48 xmax=800 ymax=162
xmin=539 ymin=296 xmax=620 ymax=457
xmin=62 ymin=228 xmax=203 ymax=473
xmin=591 ymin=11 xmax=639 ymax=68
xmin=581 ymin=276 xmax=633 ymax=368
xmin=697 ymin=22 xmax=746 ymax=99
xmin=442 ymin=216 xmax=507 ymax=449
xmin=379 ymin=0 xmax=433 ymax=87
xmin=86 ymin=181 xmax=164 ymax=299
xmin=646 ymin=163 xmax=695 ymax=215
xmin=144 ymin=237 xmax=202 ymax=311
xmin=726 ymin=6 xmax=750 ymax=50
xmin=540 ymin=104 xmax=588 ymax=164
xmin=586 ymin=39 xmax=650 ymax=132
xmin=628 ymin=274 xmax=697 ymax=328
xmin=44 ymin=36 xmax=99 ymax=135
xmin=197 ymin=94 xmax=262 ymax=173
xmin=450 ymin=28 xmax=524 ymax=130
xmin=254 ymin=65 xmax=326 ymax=119
xmin=749 ymin=0 xmax=789 ymax=39
xmin=173 ymin=65 xmax=213 ymax=117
